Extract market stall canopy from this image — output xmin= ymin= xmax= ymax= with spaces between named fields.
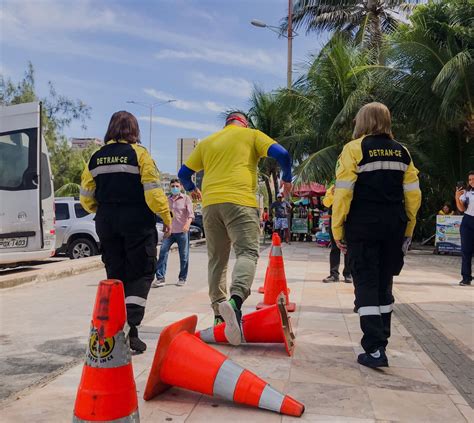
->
xmin=293 ymin=183 xmax=326 ymax=197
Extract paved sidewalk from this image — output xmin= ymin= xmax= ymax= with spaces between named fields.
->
xmin=1 ymin=243 xmax=472 ymax=422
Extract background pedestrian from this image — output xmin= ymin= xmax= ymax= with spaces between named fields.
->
xmin=152 ymin=179 xmax=194 ymax=288
xmin=271 ymin=193 xmax=292 ymax=243
xmin=455 ymin=171 xmax=474 ymax=286
xmin=322 ymin=184 xmax=352 ymax=283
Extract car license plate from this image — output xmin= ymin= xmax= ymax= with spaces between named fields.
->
xmin=0 ymin=237 xmax=28 ymax=249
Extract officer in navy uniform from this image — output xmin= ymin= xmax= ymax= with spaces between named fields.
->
xmin=332 ymin=103 xmax=421 ymax=368
xmin=80 ymin=111 xmax=171 ymax=353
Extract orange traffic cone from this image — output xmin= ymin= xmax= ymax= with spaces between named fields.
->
xmin=257 ymin=234 xmax=296 ymax=312
xmin=258 ymin=233 xmax=280 ymax=294
xmin=196 ymin=293 xmax=295 ymax=356
xmin=144 ymin=316 xmax=304 ymax=417
xmin=73 ymin=280 xmax=139 ymax=422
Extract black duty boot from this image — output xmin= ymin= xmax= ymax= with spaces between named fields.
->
xmin=357 ymin=348 xmax=389 ymax=368
xmin=130 ymin=336 xmax=147 ymax=353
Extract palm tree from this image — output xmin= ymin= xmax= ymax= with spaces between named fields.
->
xmin=285 ymin=0 xmax=416 ymax=57
xmin=373 ymin=0 xmax=473 ymax=175
xmin=281 ymin=35 xmax=373 ymax=183
xmin=247 ymin=88 xmax=296 ymax=203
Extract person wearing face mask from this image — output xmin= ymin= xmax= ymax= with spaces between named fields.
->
xmin=152 ymin=179 xmax=195 ymax=288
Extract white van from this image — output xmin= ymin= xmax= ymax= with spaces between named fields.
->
xmin=0 ymin=102 xmax=56 ymax=267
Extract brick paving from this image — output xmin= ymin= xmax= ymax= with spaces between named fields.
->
xmin=0 ymin=242 xmax=472 ymax=422
xmin=395 ymin=303 xmax=474 ymax=407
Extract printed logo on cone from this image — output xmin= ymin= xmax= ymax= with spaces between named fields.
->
xmin=73 ymin=279 xmax=139 ymax=423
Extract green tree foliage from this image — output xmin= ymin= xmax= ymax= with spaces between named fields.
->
xmin=268 ymin=0 xmax=473 ymax=240
xmin=373 ymin=0 xmax=474 ymax=237
xmin=0 ymin=63 xmax=92 ymax=194
xmin=286 ymin=0 xmax=418 ymax=54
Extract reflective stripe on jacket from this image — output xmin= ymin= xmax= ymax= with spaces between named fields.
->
xmin=332 ymin=134 xmax=421 ymax=240
xmin=80 ymin=140 xmax=172 ymax=227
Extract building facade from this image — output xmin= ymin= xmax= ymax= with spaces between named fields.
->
xmin=70 ymin=137 xmax=102 ymax=150
xmin=176 ymin=138 xmax=198 ymax=173
xmin=176 ymin=137 xmax=203 ymax=189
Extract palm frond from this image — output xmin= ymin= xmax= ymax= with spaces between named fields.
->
xmin=293 ymin=145 xmax=340 ymax=184
xmin=55 ymin=182 xmax=80 ymax=197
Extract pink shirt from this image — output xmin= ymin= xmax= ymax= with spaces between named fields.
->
xmin=169 ymin=193 xmax=195 ymax=233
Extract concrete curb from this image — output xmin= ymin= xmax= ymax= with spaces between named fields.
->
xmin=0 ymin=238 xmax=206 ymax=290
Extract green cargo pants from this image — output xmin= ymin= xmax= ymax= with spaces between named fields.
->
xmin=202 ymin=203 xmax=260 ymax=314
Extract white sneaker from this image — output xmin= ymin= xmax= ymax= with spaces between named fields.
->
xmin=218 ymin=301 xmax=242 ymax=346
xmin=176 ymin=279 xmax=186 ymax=287
xmin=152 ymin=278 xmax=165 ymax=288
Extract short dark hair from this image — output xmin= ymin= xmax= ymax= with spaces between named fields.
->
xmin=104 ymin=111 xmax=140 ymax=144
xmin=469 ymin=170 xmax=474 ymax=176
xmin=226 ymin=110 xmax=248 ymax=120
xmin=170 ymin=178 xmax=180 ymax=184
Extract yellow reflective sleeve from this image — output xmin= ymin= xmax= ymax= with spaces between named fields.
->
xmin=331 ymin=138 xmax=363 ymax=240
xmin=322 ymin=185 xmax=334 ymax=208
xmin=80 ymin=165 xmax=98 ymax=214
xmin=402 ymin=152 xmax=422 ymax=237
xmin=133 ymin=145 xmax=172 ymax=227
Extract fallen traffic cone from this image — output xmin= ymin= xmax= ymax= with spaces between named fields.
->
xmin=196 ymin=293 xmax=295 ymax=356
xmin=73 ymin=280 xmax=139 ymax=422
xmin=258 ymin=233 xmax=281 ymax=294
xmin=257 ymin=234 xmax=296 ymax=312
xmin=144 ymin=315 xmax=304 ymax=417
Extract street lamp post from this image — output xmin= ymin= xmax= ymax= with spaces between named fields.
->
xmin=126 ymin=99 xmax=176 ymax=154
xmin=287 ymin=0 xmax=293 ymax=89
xmin=251 ymin=0 xmax=295 ymax=89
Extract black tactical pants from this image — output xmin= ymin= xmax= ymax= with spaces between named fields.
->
xmin=96 ymin=213 xmax=157 ymax=338
xmin=329 ymin=223 xmax=350 ymax=279
xmin=346 ymin=218 xmax=405 ymax=353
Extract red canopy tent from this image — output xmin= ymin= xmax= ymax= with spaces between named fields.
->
xmin=292 ymin=182 xmax=326 ymax=197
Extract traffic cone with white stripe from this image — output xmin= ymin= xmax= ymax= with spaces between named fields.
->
xmin=195 ymin=293 xmax=295 ymax=356
xmin=257 ymin=234 xmax=296 ymax=312
xmin=144 ymin=315 xmax=304 ymax=417
xmin=258 ymin=233 xmax=281 ymax=294
xmin=73 ymin=280 xmax=139 ymax=422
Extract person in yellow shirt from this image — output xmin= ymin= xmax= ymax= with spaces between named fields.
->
xmin=80 ymin=111 xmax=171 ymax=353
xmin=178 ymin=111 xmax=292 ymax=345
xmin=322 ymin=184 xmax=352 ymax=283
xmin=332 ymin=102 xmax=421 ymax=368
xmin=438 ymin=203 xmax=454 ymax=216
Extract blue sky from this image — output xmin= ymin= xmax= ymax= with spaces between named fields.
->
xmin=2 ymin=0 xmax=326 ymax=174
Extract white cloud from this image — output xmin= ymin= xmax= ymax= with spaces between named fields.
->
xmin=140 ymin=116 xmax=220 ymax=133
xmin=191 ymin=73 xmax=253 ymax=99
xmin=1 ymin=0 xmax=285 ymax=75
xmin=155 ymin=48 xmax=284 ymax=75
xmin=144 ymin=88 xmax=226 ymax=114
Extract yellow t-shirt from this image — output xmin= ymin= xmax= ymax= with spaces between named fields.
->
xmin=185 ymin=125 xmax=276 ymax=208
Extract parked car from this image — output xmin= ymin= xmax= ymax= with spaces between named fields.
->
xmin=192 ymin=213 xmax=205 ymax=237
xmin=156 ymin=215 xmax=202 ymax=240
xmin=54 ymin=198 xmax=100 ymax=259
xmin=55 ymin=198 xmax=164 ymax=259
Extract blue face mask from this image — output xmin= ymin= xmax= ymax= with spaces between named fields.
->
xmin=171 ymin=187 xmax=181 ymax=195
